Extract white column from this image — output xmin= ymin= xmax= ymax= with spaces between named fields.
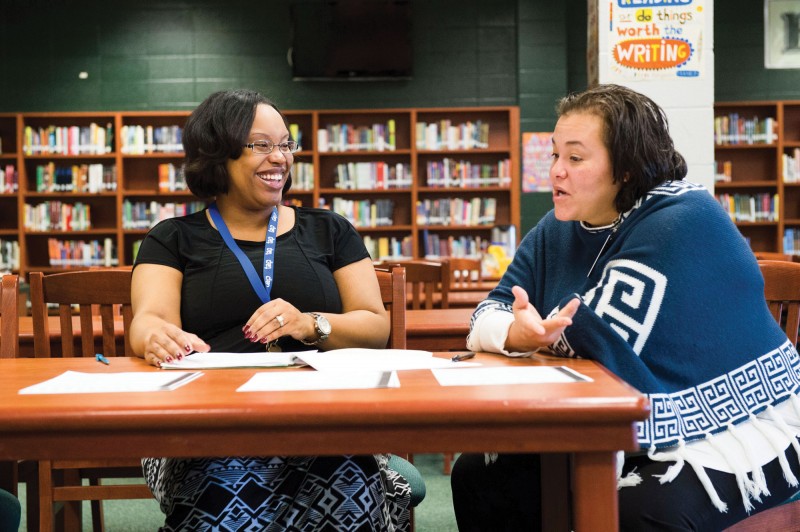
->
xmin=594 ymin=1 xmax=715 ymax=191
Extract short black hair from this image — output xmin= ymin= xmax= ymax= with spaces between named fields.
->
xmin=556 ymin=84 xmax=687 ymax=213
xmin=183 ymin=89 xmax=294 ymax=198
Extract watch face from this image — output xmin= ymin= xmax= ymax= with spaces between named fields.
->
xmin=317 ymin=314 xmax=332 ymax=335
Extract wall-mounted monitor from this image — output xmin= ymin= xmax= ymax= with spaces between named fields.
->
xmin=289 ymin=0 xmax=412 ymax=81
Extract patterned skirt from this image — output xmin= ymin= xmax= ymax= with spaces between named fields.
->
xmin=142 ymin=454 xmax=411 ymax=532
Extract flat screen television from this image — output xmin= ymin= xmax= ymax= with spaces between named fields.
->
xmin=289 ymin=0 xmax=412 ymax=81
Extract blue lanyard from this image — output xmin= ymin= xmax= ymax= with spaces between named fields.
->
xmin=208 ymin=202 xmax=278 ymax=304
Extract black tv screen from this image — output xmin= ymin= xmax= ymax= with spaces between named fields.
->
xmin=290 ymin=0 xmax=412 ymax=81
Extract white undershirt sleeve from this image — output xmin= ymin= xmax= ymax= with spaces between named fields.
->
xmin=466 ymin=304 xmax=535 ymax=358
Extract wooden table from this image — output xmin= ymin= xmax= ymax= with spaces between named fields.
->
xmin=406 ymin=308 xmax=472 ymax=351
xmin=0 ymin=353 xmax=648 ymax=531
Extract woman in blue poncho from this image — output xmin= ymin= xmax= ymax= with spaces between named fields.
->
xmin=451 ymin=84 xmax=800 ymax=530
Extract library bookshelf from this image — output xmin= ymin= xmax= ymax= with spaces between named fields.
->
xmin=0 ymin=106 xmax=520 ymax=279
xmin=714 ymin=101 xmax=800 ymax=256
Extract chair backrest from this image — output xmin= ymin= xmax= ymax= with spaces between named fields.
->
xmin=447 ymin=257 xmax=483 ymax=290
xmin=0 ymin=274 xmax=19 ymax=359
xmin=381 ymin=260 xmax=450 ymax=310
xmin=375 ymin=266 xmax=407 ymax=349
xmin=29 ymin=270 xmax=134 ymax=358
xmin=755 ymin=251 xmax=796 ymax=262
xmin=758 ymin=260 xmax=800 ymax=346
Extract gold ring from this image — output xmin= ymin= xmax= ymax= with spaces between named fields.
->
xmin=275 ymin=314 xmax=285 ymax=328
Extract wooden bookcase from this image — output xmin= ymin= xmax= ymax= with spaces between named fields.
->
xmin=714 ymin=101 xmax=800 ymax=256
xmin=0 ymin=106 xmax=520 ymax=279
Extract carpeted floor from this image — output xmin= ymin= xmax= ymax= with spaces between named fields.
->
xmin=16 ymin=453 xmax=458 ymax=531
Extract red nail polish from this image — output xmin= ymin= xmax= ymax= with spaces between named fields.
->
xmin=251 ymin=335 xmax=260 ymax=343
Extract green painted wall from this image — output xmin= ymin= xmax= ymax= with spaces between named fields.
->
xmin=0 ymin=0 xmax=518 ymax=111
xmin=716 ymin=0 xmax=800 ymax=102
xmin=0 ymin=0 xmax=586 ymax=233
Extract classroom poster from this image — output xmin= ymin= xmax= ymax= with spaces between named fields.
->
xmin=606 ymin=0 xmax=705 ymax=81
xmin=522 ymin=132 xmax=552 ymax=192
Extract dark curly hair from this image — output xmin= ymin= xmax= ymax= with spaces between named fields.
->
xmin=556 ymin=84 xmax=687 ymax=213
xmin=183 ymin=89 xmax=294 ymax=199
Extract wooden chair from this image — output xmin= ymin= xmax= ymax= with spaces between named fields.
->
xmin=0 ymin=274 xmax=20 ymax=498
xmin=375 ymin=265 xmax=426 ymax=527
xmin=375 ymin=266 xmax=407 ymax=349
xmin=29 ymin=270 xmax=152 ymax=532
xmin=0 ymin=274 xmax=18 ymax=360
xmin=723 ymin=260 xmax=800 ymax=531
xmin=754 ymin=251 xmax=796 ymax=262
xmin=447 ymin=257 xmax=483 ymax=290
xmin=758 ymin=259 xmax=800 ymax=346
xmin=382 ymin=260 xmax=450 ymax=310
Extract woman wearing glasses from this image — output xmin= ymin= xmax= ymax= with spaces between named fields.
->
xmin=130 ymin=89 xmax=411 ymax=531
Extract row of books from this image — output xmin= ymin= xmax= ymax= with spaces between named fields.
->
xmin=782 ymin=150 xmax=800 ymax=183
xmin=362 ymin=235 xmax=412 ymax=261
xmin=120 ymin=125 xmax=183 ymax=154
xmin=421 ymin=231 xmax=488 ymax=259
xmin=33 ymin=162 xmax=117 ymax=193
xmin=122 ymin=200 xmax=206 ymax=229
xmin=416 ymin=120 xmax=490 ymax=150
xmin=131 ymin=239 xmax=144 ymax=262
xmin=713 ymin=114 xmax=777 ymax=145
xmin=425 ymin=158 xmax=511 ymax=188
xmin=23 ymin=123 xmax=114 ymax=155
xmin=291 ymin=162 xmax=314 ymax=190
xmin=0 ymin=239 xmax=20 ymax=271
xmin=330 ymin=198 xmax=395 ymax=227
xmin=0 ymin=164 xmax=17 ymax=193
xmin=784 ymin=229 xmax=800 ymax=256
xmin=24 ymin=201 xmax=92 ymax=231
xmin=157 ymin=163 xmax=188 ymax=192
xmin=715 ymin=193 xmax=778 ymax=222
xmin=289 ymin=124 xmax=304 ymax=149
xmin=490 ymin=225 xmax=517 ymax=259
xmin=317 ymin=121 xmax=397 ymax=152
xmin=333 ymin=162 xmax=412 ymax=190
xmin=47 ymin=237 xmax=118 ymax=267
xmin=416 ymin=197 xmax=497 ymax=226
xmin=714 ymin=160 xmax=733 ymax=182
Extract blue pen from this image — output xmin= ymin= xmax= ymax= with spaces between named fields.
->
xmin=95 ymin=353 xmax=110 ymax=365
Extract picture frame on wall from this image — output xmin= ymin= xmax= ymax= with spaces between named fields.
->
xmin=765 ymin=0 xmax=800 ymax=68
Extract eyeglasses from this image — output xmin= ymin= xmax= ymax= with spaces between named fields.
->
xmin=243 ymin=140 xmax=300 ymax=154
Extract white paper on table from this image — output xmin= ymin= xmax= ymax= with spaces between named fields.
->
xmin=237 ymin=370 xmax=399 ymax=392
xmin=18 ymin=370 xmax=203 ymax=394
xmin=297 ymin=348 xmax=480 ymax=372
xmin=432 ymin=366 xmax=592 ymax=387
xmin=160 ymin=351 xmax=306 ymax=369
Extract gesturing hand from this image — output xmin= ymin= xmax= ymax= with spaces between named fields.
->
xmin=506 ymin=285 xmax=580 ymax=352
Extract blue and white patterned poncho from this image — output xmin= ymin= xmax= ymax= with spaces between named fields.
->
xmin=469 ymin=180 xmax=800 ymax=512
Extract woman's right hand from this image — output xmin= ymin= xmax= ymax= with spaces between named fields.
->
xmin=142 ymin=323 xmax=210 ymax=368
xmin=505 ymin=285 xmax=579 ymax=352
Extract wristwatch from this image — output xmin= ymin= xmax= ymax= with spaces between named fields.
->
xmin=301 ymin=312 xmax=331 ymax=345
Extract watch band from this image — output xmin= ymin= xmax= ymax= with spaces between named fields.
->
xmin=301 ymin=312 xmax=330 ymax=346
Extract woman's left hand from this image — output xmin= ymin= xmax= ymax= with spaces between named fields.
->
xmin=242 ymin=298 xmax=315 ymax=346
xmin=505 ymin=285 xmax=580 ymax=352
